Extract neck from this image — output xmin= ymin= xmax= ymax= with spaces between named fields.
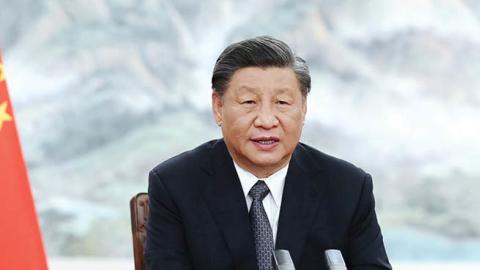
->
xmin=233 ymin=158 xmax=290 ymax=178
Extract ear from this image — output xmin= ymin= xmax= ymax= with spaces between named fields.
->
xmin=302 ymin=97 xmax=307 ymax=124
xmin=212 ymin=91 xmax=223 ymax=126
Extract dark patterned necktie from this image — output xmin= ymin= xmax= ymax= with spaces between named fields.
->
xmin=249 ymin=180 xmax=274 ymax=270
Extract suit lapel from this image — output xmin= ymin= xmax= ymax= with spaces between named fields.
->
xmin=203 ymin=140 xmax=258 ymax=270
xmin=275 ymin=144 xmax=328 ymax=267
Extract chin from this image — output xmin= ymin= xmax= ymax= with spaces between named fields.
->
xmin=250 ymin=156 xmax=285 ymax=168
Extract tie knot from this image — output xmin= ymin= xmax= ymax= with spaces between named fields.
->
xmin=249 ymin=180 xmax=270 ymax=201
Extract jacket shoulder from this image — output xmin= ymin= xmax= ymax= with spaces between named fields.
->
xmin=150 ymin=139 xmax=217 ymax=179
xmin=297 ymin=142 xmax=368 ymax=179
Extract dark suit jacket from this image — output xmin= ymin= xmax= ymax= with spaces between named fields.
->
xmin=145 ymin=139 xmax=391 ymax=270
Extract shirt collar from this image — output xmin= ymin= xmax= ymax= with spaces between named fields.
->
xmin=233 ymin=161 xmax=288 ymax=207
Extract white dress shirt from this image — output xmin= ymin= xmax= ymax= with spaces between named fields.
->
xmin=233 ymin=162 xmax=288 ymax=246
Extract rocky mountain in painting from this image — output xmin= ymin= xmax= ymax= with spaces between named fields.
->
xmin=1 ymin=0 xmax=479 ymax=259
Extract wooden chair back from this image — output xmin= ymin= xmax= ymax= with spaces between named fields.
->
xmin=130 ymin=193 xmax=149 ymax=270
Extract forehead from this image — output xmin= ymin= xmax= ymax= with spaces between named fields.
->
xmin=227 ymin=67 xmax=300 ymax=95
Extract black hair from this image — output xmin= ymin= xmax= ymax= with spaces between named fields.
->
xmin=211 ymin=36 xmax=311 ymax=97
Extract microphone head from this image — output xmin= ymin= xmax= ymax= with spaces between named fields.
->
xmin=273 ymin=249 xmax=295 ymax=270
xmin=324 ymin=249 xmax=347 ymax=270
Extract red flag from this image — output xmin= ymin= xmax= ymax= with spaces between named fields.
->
xmin=0 ymin=50 xmax=48 ymax=269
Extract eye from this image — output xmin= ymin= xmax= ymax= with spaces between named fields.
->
xmin=277 ymin=100 xmax=290 ymax=105
xmin=241 ymin=100 xmax=256 ymax=105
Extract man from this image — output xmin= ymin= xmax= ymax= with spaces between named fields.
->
xmin=145 ymin=36 xmax=392 ymax=270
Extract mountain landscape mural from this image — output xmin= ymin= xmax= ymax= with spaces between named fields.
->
xmin=1 ymin=0 xmax=479 ymax=260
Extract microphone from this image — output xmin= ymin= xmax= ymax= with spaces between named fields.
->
xmin=273 ymin=249 xmax=296 ymax=270
xmin=324 ymin=249 xmax=347 ymax=270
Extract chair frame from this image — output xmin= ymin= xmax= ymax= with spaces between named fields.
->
xmin=130 ymin=192 xmax=149 ymax=270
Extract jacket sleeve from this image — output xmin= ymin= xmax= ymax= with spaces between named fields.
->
xmin=145 ymin=170 xmax=193 ymax=270
xmin=346 ymin=173 xmax=392 ymax=270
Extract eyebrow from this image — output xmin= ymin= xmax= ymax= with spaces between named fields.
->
xmin=236 ymin=86 xmax=260 ymax=94
xmin=236 ymin=86 xmax=293 ymax=94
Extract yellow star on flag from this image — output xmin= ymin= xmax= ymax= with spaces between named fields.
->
xmin=0 ymin=101 xmax=13 ymax=131
xmin=0 ymin=63 xmax=5 ymax=82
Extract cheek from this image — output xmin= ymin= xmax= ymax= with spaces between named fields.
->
xmin=281 ymin=113 xmax=305 ymax=136
xmin=225 ymin=111 xmax=255 ymax=130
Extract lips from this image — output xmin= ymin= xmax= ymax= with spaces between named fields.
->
xmin=251 ymin=136 xmax=280 ymax=150
xmin=251 ymin=136 xmax=279 ymax=143
xmin=256 ymin=140 xmax=276 ymax=145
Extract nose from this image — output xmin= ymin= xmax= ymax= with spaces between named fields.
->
xmin=253 ymin=104 xmax=279 ymax=129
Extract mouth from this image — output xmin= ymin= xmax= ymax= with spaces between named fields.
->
xmin=251 ymin=136 xmax=280 ymax=147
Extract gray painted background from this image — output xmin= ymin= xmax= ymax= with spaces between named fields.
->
xmin=1 ymin=0 xmax=479 ymax=260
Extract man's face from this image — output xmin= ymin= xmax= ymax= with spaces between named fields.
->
xmin=212 ymin=67 xmax=307 ymax=177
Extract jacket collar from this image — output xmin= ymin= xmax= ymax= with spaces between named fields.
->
xmin=203 ymin=139 xmax=258 ymax=270
xmin=202 ymin=140 xmax=328 ymax=269
xmin=275 ymin=143 xmax=329 ymax=266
